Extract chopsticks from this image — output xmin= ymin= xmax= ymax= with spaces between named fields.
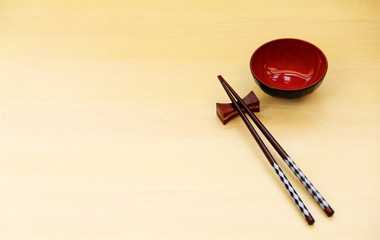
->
xmin=218 ymin=75 xmax=334 ymax=224
xmin=218 ymin=75 xmax=335 ymax=217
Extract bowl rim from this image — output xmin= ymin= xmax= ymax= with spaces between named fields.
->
xmin=250 ymin=38 xmax=328 ymax=92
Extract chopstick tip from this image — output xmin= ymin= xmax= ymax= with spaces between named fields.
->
xmin=217 ymin=75 xmax=226 ymax=84
xmin=217 ymin=75 xmax=224 ymax=84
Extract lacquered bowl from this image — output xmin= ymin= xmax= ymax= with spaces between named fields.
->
xmin=250 ymin=38 xmax=328 ymax=98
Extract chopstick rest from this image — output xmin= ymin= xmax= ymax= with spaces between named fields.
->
xmin=216 ymin=91 xmax=260 ymax=125
xmin=217 ymin=75 xmax=315 ymax=225
xmin=218 ymin=75 xmax=334 ymax=218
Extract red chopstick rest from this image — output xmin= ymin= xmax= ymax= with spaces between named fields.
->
xmin=216 ymin=91 xmax=260 ymax=125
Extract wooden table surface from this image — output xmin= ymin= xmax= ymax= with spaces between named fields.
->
xmin=0 ymin=0 xmax=379 ymax=239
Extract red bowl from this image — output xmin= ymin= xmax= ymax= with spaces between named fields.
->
xmin=250 ymin=38 xmax=328 ymax=98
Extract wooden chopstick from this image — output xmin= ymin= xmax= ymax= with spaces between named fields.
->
xmin=217 ymin=75 xmax=315 ymax=225
xmin=218 ymin=75 xmax=334 ymax=217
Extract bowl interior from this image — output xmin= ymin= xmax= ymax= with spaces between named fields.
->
xmin=250 ymin=39 xmax=327 ymax=91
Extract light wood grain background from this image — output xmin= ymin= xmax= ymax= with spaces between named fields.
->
xmin=0 ymin=0 xmax=379 ymax=239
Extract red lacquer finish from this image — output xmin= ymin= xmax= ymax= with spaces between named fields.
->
xmin=306 ymin=216 xmax=315 ymax=225
xmin=325 ymin=207 xmax=335 ymax=217
xmin=250 ymin=38 xmax=328 ymax=98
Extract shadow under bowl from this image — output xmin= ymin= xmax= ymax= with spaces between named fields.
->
xmin=250 ymin=38 xmax=328 ymax=98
